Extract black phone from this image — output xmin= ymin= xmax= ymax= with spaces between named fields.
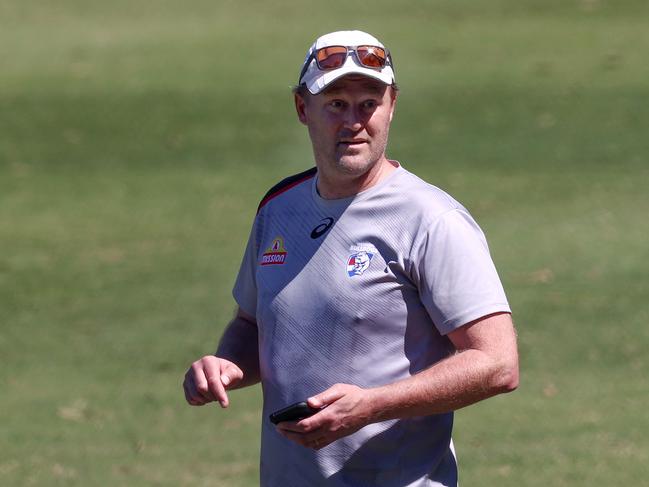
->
xmin=269 ymin=401 xmax=319 ymax=425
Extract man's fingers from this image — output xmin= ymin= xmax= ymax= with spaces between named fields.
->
xmin=220 ymin=363 xmax=244 ymax=388
xmin=276 ymin=421 xmax=307 ymax=433
xmin=183 ymin=379 xmax=206 ymax=406
xmin=308 ymin=384 xmax=346 ymax=408
xmin=184 ymin=356 xmax=245 ymax=409
xmin=182 ymin=378 xmax=193 ymax=404
xmin=277 ymin=428 xmax=312 ymax=447
xmin=207 ymin=374 xmax=229 ymax=408
xmin=294 ymin=408 xmax=328 ymax=432
xmin=209 ymin=361 xmax=244 ymax=407
xmin=192 ymin=367 xmax=216 ymax=402
xmin=183 ymin=374 xmax=209 ymax=405
xmin=277 ymin=410 xmax=326 ymax=434
xmin=277 ymin=426 xmax=330 ymax=450
xmin=200 ymin=359 xmax=232 ymax=407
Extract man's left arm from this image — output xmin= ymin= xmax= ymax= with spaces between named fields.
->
xmin=276 ymin=312 xmax=518 ymax=450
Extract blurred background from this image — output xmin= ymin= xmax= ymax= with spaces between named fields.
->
xmin=1 ymin=0 xmax=648 ymax=485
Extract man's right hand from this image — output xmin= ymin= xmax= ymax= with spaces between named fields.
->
xmin=183 ymin=356 xmax=244 ymax=408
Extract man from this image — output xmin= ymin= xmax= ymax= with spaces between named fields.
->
xmin=183 ymin=30 xmax=519 ymax=486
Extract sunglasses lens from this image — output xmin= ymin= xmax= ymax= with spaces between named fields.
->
xmin=356 ymin=46 xmax=387 ymax=68
xmin=317 ymin=46 xmax=348 ymax=70
xmin=313 ymin=45 xmax=388 ymax=72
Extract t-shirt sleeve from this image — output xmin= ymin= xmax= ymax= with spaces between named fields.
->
xmin=413 ymin=208 xmax=511 ymax=335
xmin=232 ymin=221 xmax=258 ymax=317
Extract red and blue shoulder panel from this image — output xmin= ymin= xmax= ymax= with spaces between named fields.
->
xmin=257 ymin=167 xmax=317 ymax=214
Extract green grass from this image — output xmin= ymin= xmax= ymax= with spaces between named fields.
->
xmin=1 ymin=0 xmax=648 ymax=485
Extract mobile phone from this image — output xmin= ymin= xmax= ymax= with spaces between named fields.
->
xmin=269 ymin=401 xmax=319 ymax=425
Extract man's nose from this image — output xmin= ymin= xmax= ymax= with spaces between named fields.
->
xmin=342 ymin=107 xmax=364 ymax=131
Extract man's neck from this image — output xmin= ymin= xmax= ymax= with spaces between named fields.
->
xmin=316 ymin=158 xmax=398 ymax=200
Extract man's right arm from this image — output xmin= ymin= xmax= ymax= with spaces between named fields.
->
xmin=182 ymin=307 xmax=260 ymax=408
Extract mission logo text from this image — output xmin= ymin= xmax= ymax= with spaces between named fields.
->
xmin=260 ymin=237 xmax=288 ymax=266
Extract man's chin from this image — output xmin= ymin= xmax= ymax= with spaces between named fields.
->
xmin=333 ymin=152 xmax=377 ymax=173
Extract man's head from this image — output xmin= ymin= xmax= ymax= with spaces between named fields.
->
xmin=294 ymin=31 xmax=398 ymax=192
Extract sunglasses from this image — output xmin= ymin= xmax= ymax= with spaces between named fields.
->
xmin=298 ymin=45 xmax=393 ymax=83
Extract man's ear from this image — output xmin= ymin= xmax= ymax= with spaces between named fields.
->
xmin=295 ymin=92 xmax=308 ymax=125
xmin=388 ymin=87 xmax=397 ymax=122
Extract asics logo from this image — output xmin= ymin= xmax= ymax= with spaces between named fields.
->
xmin=310 ymin=217 xmax=334 ymax=239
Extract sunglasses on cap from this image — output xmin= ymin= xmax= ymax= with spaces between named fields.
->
xmin=298 ymin=45 xmax=393 ymax=84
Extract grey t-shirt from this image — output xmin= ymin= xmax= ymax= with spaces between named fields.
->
xmin=233 ymin=164 xmax=510 ymax=487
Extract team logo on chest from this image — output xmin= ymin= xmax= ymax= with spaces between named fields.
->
xmin=346 ymin=243 xmax=379 ymax=277
xmin=260 ymin=237 xmax=288 ymax=266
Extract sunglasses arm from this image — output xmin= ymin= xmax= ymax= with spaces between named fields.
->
xmin=297 ymin=52 xmax=316 ymax=85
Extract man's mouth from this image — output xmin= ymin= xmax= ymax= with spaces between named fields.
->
xmin=338 ymin=139 xmax=367 ymax=146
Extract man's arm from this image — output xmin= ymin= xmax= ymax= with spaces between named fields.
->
xmin=182 ymin=307 xmax=260 ymax=408
xmin=277 ymin=312 xmax=518 ymax=449
xmin=370 ymin=311 xmax=519 ymax=417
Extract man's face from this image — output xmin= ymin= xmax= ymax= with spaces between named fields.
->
xmin=295 ymin=76 xmax=397 ymax=179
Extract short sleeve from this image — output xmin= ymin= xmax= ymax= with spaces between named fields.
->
xmin=413 ymin=209 xmax=511 ymax=335
xmin=232 ymin=221 xmax=259 ymax=317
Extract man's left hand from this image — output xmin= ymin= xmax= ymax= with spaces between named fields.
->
xmin=275 ymin=383 xmax=376 ymax=450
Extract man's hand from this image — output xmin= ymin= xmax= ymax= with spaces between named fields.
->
xmin=183 ymin=355 xmax=244 ymax=408
xmin=275 ymin=383 xmax=376 ymax=450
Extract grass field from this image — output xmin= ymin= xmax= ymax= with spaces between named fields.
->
xmin=1 ymin=1 xmax=648 ymax=485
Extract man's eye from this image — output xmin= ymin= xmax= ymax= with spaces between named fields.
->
xmin=330 ymin=100 xmax=344 ymax=108
xmin=363 ymin=100 xmax=377 ymax=109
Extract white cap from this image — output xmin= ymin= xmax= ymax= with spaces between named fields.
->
xmin=298 ymin=30 xmax=395 ymax=95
